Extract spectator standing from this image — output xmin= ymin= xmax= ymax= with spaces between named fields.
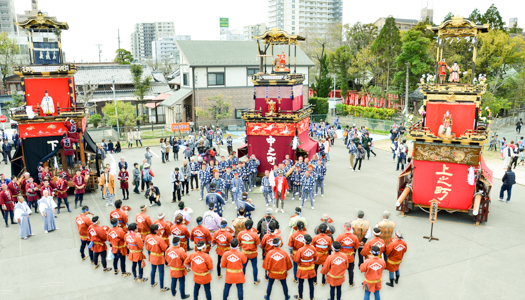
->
xmin=127 ymin=129 xmax=134 ymax=149
xmin=134 ymin=128 xmax=142 ymax=147
xmin=499 ymin=166 xmax=516 ymax=203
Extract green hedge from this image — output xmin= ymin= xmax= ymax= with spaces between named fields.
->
xmin=309 ymin=97 xmax=329 ymax=114
xmin=343 ymin=105 xmax=395 ymax=120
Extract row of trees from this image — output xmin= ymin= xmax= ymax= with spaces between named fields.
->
xmin=302 ymin=4 xmax=525 ymax=115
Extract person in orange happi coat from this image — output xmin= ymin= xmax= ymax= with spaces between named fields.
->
xmin=360 ymin=245 xmax=386 ymax=300
xmin=25 ymin=177 xmax=40 ymax=213
xmin=171 ymin=214 xmax=191 ymax=251
xmin=261 ymin=222 xmax=283 ymax=281
xmin=360 ymin=228 xmax=385 ymax=260
xmin=73 ymin=169 xmax=86 ymax=209
xmin=99 ymin=166 xmax=115 ymax=207
xmin=288 ymin=220 xmax=307 ymax=283
xmin=88 ymin=216 xmax=112 ymax=272
xmin=320 ymin=242 xmax=348 ymax=300
xmin=335 ymin=222 xmax=360 ymax=287
xmin=238 ymin=219 xmax=261 ymax=285
xmin=154 ymin=212 xmax=171 ymax=248
xmin=221 ymin=238 xmax=248 ymax=300
xmin=165 ymin=236 xmax=190 ymax=299
xmin=212 ymin=220 xmax=233 ymax=279
xmin=125 ymin=223 xmax=148 ymax=283
xmin=110 ymin=200 xmax=128 ymax=232
xmin=185 ymin=241 xmax=214 ymax=300
xmin=75 ymin=205 xmax=93 ymax=262
xmin=145 ymin=224 xmax=169 ymax=292
xmin=108 ymin=218 xmax=131 ymax=277
xmin=191 ymin=216 xmax=212 ymax=253
xmin=385 ymin=230 xmax=407 ymax=288
xmin=312 ymin=223 xmax=333 ymax=286
xmin=293 ymin=234 xmax=318 ymax=300
xmin=136 ymin=204 xmax=153 ymax=240
xmin=263 ymin=238 xmax=293 ymax=300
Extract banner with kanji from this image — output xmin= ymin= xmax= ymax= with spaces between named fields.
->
xmin=246 ymin=122 xmax=295 ymax=136
xmin=297 ymin=117 xmax=310 ymax=135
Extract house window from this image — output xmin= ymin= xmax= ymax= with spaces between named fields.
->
xmin=208 ymin=73 xmax=225 ymax=86
xmin=292 ymin=27 xmax=295 ymax=30
xmin=292 ymin=21 xmax=295 ymax=25
xmin=247 ymin=68 xmax=259 ymax=76
xmin=183 ymin=73 xmax=189 ymax=86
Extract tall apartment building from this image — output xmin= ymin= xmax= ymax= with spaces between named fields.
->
xmin=420 ymin=7 xmax=433 ymax=23
xmin=152 ymin=35 xmax=191 ymax=60
xmin=0 ymin=0 xmax=17 ymax=34
xmin=243 ymin=23 xmax=267 ymax=40
xmin=131 ymin=22 xmax=175 ymax=61
xmin=268 ymin=0 xmax=342 ymax=35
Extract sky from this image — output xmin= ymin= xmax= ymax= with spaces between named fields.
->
xmin=15 ymin=0 xmax=523 ymax=62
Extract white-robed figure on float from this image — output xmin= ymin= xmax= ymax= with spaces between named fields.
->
xmin=38 ymin=190 xmax=57 ymax=233
xmin=40 ymin=90 xmax=55 ymax=115
xmin=438 ymin=111 xmax=453 ymax=138
xmin=14 ymin=196 xmax=33 ymax=239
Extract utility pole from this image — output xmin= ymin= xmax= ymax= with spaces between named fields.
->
xmin=404 ymin=62 xmax=410 ymax=114
xmin=112 ymin=77 xmax=120 ymax=140
xmin=96 ymin=44 xmax=102 ymax=62
xmin=118 ymin=29 xmax=121 ymax=49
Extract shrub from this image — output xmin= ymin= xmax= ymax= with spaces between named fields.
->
xmin=343 ymin=105 xmax=395 ymax=120
xmin=88 ymin=114 xmax=102 ymax=128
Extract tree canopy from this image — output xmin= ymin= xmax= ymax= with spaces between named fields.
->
xmin=195 ymin=94 xmax=233 ymax=122
xmin=101 ymin=101 xmax=139 ymax=126
xmin=114 ymin=48 xmax=133 ymax=64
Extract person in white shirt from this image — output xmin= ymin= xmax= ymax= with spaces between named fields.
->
xmin=323 ymin=138 xmax=330 ymax=162
xmin=14 ymin=196 xmax=33 ymax=239
xmin=38 ymin=190 xmax=57 ymax=233
xmin=503 ymin=142 xmax=514 ymax=169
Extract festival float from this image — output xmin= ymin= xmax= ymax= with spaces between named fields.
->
xmin=396 ymin=16 xmax=493 ymax=225
xmin=9 ymin=12 xmax=101 ymax=189
xmin=239 ymin=28 xmax=318 ymax=174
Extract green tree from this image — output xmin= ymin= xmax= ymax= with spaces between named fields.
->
xmin=308 ymin=97 xmax=329 ymax=114
xmin=311 ymin=54 xmax=332 ymax=97
xmin=327 ymin=45 xmax=352 ymax=97
xmin=481 ymin=91 xmax=512 ymax=117
xmin=195 ymin=94 xmax=233 ymax=123
xmin=344 ymin=22 xmax=378 ymax=56
xmin=394 ymin=30 xmax=434 ymax=90
xmin=482 ymin=4 xmax=505 ymax=30
xmin=371 ymin=16 xmax=402 ymax=90
xmin=114 ymin=48 xmax=133 ymax=64
xmin=130 ymin=64 xmax=152 ymax=123
xmin=348 ymin=46 xmax=376 ymax=93
xmin=469 ymin=8 xmax=483 ymax=24
xmin=4 ymin=90 xmax=24 ymax=111
xmin=0 ymin=32 xmax=20 ymax=90
xmin=101 ymin=101 xmax=139 ymax=126
xmin=442 ymin=12 xmax=454 ymax=23
xmin=88 ymin=113 xmax=102 ymax=128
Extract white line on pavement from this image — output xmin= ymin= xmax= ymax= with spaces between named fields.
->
xmin=149 ymin=149 xmax=160 ymax=158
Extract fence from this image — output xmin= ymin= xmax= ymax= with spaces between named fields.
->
xmin=325 ymin=115 xmax=401 ymax=132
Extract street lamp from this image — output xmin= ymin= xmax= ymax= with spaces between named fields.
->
xmin=111 ymin=76 xmax=120 ymax=140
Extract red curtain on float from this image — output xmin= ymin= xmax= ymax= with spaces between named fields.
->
xmin=247 ymin=135 xmax=294 ymax=174
xmin=412 ymin=160 xmax=475 ymax=210
xmin=25 ymin=78 xmax=72 ymax=116
xmin=425 ymin=102 xmax=476 ymax=137
xmin=297 ymin=130 xmax=318 ymax=159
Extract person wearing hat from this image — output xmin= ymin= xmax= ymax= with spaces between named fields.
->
xmin=24 ymin=177 xmax=39 ymax=213
xmin=210 ymin=171 xmax=224 ymax=196
xmin=75 ymin=205 xmax=93 ymax=262
xmin=237 ymin=193 xmax=255 ymax=220
xmin=166 ymin=236 xmax=190 ymax=298
xmin=203 ymin=202 xmax=222 ymax=234
xmin=212 ymin=220 xmax=234 ymax=279
xmin=198 ymin=163 xmax=211 ymax=201
xmin=274 ymin=170 xmax=289 ymax=214
xmin=88 ymin=216 xmax=112 ymax=272
xmin=221 ymin=238 xmax=247 ymax=300
xmin=288 ymin=220 xmax=307 ymax=283
xmin=154 ymin=212 xmax=171 ymax=247
xmin=184 ymin=240 xmax=214 ymax=300
xmin=144 ymin=146 xmax=153 ymax=166
xmin=226 ymin=133 xmax=233 ymax=155
xmin=145 ymin=224 xmax=170 ymax=292
xmin=360 ymin=228 xmax=385 ymax=260
xmin=37 ymin=189 xmax=57 ymax=233
xmin=141 ymin=161 xmax=155 ymax=192
xmin=191 ymin=216 xmax=213 ymax=253
xmin=222 ymin=166 xmax=234 ymax=202
xmin=238 ymin=219 xmax=261 ymax=285
xmin=293 ymin=234 xmax=318 ymax=300
xmin=108 ymin=217 xmax=130 ymax=277
xmin=124 ymin=223 xmax=148 ymax=282
xmin=360 ymin=245 xmax=386 ymax=299
xmin=56 ymin=173 xmax=71 ymax=214
xmin=312 ymin=223 xmax=333 ymax=286
xmin=14 ymin=195 xmax=33 ymax=240
xmin=99 ymin=166 xmax=115 ymax=207
xmin=136 ymin=204 xmax=153 ymax=240
xmin=300 ymin=171 xmax=315 ymax=210
xmin=288 ymin=207 xmax=307 ymax=236
xmin=321 ymin=241 xmax=348 ymax=300
xmin=385 ymin=230 xmax=407 ymax=287
xmin=231 ymin=171 xmax=244 ymax=207
xmin=263 ymin=237 xmax=293 ymax=300
xmin=335 ymin=222 xmax=360 ymax=287
xmin=314 ymin=214 xmax=336 ymax=238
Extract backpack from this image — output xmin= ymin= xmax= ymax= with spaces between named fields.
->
xmin=143 ymin=169 xmax=152 ymax=181
xmin=260 ymin=217 xmax=272 ymax=236
xmin=174 ymin=144 xmax=180 ymax=152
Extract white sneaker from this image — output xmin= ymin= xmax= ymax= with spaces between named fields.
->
xmin=105 ymin=203 xmax=109 ymax=207
xmin=358 ymin=170 xmax=360 ymax=172
xmin=311 ymin=207 xmax=315 ymax=210
xmin=321 ymin=194 xmax=324 ymax=197
xmin=498 ymin=199 xmax=504 ymax=202
xmin=253 ymin=185 xmax=256 ymax=188
xmin=149 ymin=204 xmax=154 ymax=207
xmin=110 ymin=203 xmax=114 ymax=206
xmin=295 ymin=192 xmax=299 ymax=196
xmin=315 ymin=194 xmax=318 ymax=196
xmin=199 ymin=198 xmax=203 ymax=201
xmin=300 ymin=206 xmax=303 ymax=208
xmin=265 ymin=203 xmax=269 ymax=207
xmin=275 ymin=209 xmax=279 ymax=213
xmin=44 ymin=231 xmax=48 ymax=233
xmin=292 ymin=197 xmax=295 ymax=200
xmin=281 ymin=209 xmax=284 ymax=213
xmin=352 ymin=169 xmax=355 ymax=172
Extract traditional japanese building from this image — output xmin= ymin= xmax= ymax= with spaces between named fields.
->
xmin=10 ymin=11 xmax=100 ymax=188
xmin=396 ymin=16 xmax=492 ymax=225
xmin=240 ymin=28 xmax=318 ymax=174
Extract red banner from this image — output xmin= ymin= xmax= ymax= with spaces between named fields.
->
xmin=19 ymin=122 xmax=68 ymax=138
xmin=25 ymin=78 xmax=72 ymax=116
xmin=171 ymin=123 xmax=191 ymax=132
xmin=297 ymin=117 xmax=310 ymax=135
xmin=425 ymin=102 xmax=476 ymax=137
xmin=246 ymin=122 xmax=295 ymax=136
xmin=412 ymin=160 xmax=475 ymax=210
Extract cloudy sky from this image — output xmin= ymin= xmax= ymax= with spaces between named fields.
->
xmin=16 ymin=0 xmax=523 ymax=62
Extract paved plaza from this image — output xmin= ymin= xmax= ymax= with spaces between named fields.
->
xmin=0 ymin=138 xmax=523 ymax=300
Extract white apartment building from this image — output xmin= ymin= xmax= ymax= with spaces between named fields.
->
xmin=243 ymin=23 xmax=267 ymax=40
xmin=0 ymin=0 xmax=17 ymax=34
xmin=152 ymin=35 xmax=191 ymax=60
xmin=131 ymin=22 xmax=175 ymax=61
xmin=219 ymin=29 xmax=244 ymax=41
xmin=268 ymin=0 xmax=342 ymax=35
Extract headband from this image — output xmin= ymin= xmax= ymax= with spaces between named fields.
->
xmin=373 ymin=230 xmax=381 ymax=236
xmin=371 ymin=249 xmax=380 ymax=256
xmin=197 ymin=244 xmax=206 ymax=250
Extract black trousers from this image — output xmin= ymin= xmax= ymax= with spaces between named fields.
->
xmin=181 ymin=180 xmax=189 ymax=194
xmin=330 ymin=285 xmax=342 ymax=300
xmin=122 ymin=189 xmax=129 ymax=199
xmin=190 ymin=175 xmax=199 ymax=189
xmin=113 ymin=252 xmax=126 ymax=272
xmin=353 ymin=158 xmax=362 ymax=170
xmin=347 ymin=262 xmax=355 ymax=285
xmin=173 ymin=184 xmax=181 ymax=202
xmin=313 ymin=264 xmax=326 ymax=285
xmin=511 ymin=156 xmax=518 ymax=169
xmin=93 ymin=250 xmax=107 ymax=268
xmin=298 ymin=278 xmax=315 ymax=300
